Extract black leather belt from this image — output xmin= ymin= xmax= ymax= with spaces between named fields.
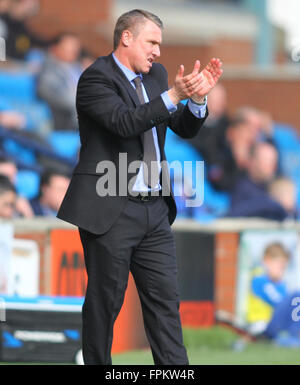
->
xmin=128 ymin=192 xmax=161 ymax=202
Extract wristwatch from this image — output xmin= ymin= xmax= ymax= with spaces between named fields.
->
xmin=190 ymin=95 xmax=207 ymax=106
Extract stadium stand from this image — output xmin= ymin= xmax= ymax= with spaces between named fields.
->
xmin=2 ymin=62 xmax=300 ymax=222
xmin=0 ymin=66 xmax=78 ymax=202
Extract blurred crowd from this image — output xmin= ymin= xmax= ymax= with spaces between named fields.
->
xmin=183 ymin=83 xmax=299 ymax=221
xmin=0 ymin=0 xmax=299 ymax=222
xmin=0 ymin=0 xmax=95 ymax=219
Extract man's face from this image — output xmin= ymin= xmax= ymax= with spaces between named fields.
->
xmin=125 ymin=19 xmax=162 ymax=74
xmin=0 ymin=162 xmax=17 ymax=184
xmin=0 ymin=191 xmax=17 ymax=218
xmin=251 ymin=144 xmax=278 ymax=183
xmin=41 ymin=175 xmax=70 ymax=212
xmin=53 ymin=36 xmax=81 ymax=63
xmin=245 ymin=111 xmax=263 ymax=140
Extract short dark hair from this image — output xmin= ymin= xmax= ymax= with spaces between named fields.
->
xmin=38 ymin=168 xmax=70 ymax=197
xmin=0 ymin=174 xmax=16 ymax=196
xmin=113 ymin=9 xmax=163 ymax=50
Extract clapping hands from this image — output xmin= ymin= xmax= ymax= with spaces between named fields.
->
xmin=168 ymin=58 xmax=223 ymax=105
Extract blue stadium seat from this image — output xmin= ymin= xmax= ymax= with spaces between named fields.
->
xmin=2 ymin=139 xmax=36 ymax=165
xmin=0 ymin=69 xmax=52 ymax=134
xmin=165 ymin=128 xmax=203 ymax=164
xmin=193 ymin=208 xmax=217 ymax=223
xmin=165 ymin=129 xmax=230 ymax=219
xmin=6 ymin=100 xmax=52 ymax=133
xmin=48 ymin=131 xmax=80 ymax=159
xmin=273 ymin=124 xmax=300 ymax=175
xmin=16 ymin=170 xmax=40 ymax=199
xmin=273 ymin=123 xmax=300 ymax=150
xmin=0 ymin=71 xmax=36 ymax=102
xmin=273 ymin=123 xmax=300 ymax=207
xmin=25 ymin=49 xmax=46 ymax=67
xmin=203 ymin=179 xmax=230 ymax=216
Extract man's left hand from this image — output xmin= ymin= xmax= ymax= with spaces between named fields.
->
xmin=191 ymin=58 xmax=223 ymax=103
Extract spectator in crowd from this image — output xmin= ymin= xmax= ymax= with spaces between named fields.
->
xmin=268 ymin=177 xmax=298 ymax=219
xmin=0 ymin=0 xmax=48 ymax=61
xmin=0 ymin=0 xmax=10 ymax=18
xmin=247 ymin=242 xmax=289 ymax=335
xmin=79 ymin=48 xmax=96 ymax=71
xmin=0 ymin=110 xmax=26 ymax=130
xmin=234 ymin=106 xmax=263 ymax=143
xmin=0 ymin=155 xmax=17 ymax=182
xmin=37 ymin=32 xmax=82 ymax=131
xmin=236 ymin=107 xmax=278 ymax=147
xmin=187 ymin=84 xmax=230 ymax=180
xmin=201 ymin=117 xmax=254 ymax=192
xmin=0 ymin=156 xmax=34 ymax=217
xmin=0 ymin=0 xmax=10 ymax=12
xmin=226 ymin=119 xmax=255 ymax=171
xmin=188 ymin=102 xmax=275 ymax=193
xmin=259 ymin=110 xmax=276 ymax=144
xmin=246 ymin=242 xmax=300 ymax=346
xmin=188 ymin=83 xmax=230 ymax=163
xmin=227 ymin=141 xmax=289 ymax=220
xmin=30 ymin=168 xmax=70 ymax=216
xmin=0 ymin=173 xmax=17 ymax=218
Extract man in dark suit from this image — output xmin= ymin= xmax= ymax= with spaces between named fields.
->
xmin=57 ymin=9 xmax=223 ymax=365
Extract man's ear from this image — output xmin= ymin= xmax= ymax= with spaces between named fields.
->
xmin=121 ymin=30 xmax=133 ymax=47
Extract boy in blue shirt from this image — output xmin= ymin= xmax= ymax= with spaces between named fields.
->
xmin=246 ymin=242 xmax=300 ymax=346
xmin=247 ymin=242 xmax=289 ymax=335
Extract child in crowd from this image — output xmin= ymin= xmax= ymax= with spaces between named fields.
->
xmin=246 ymin=242 xmax=300 ymax=347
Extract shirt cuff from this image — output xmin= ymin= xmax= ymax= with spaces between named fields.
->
xmin=188 ymin=98 xmax=207 ymax=118
xmin=161 ymin=91 xmax=177 ymax=114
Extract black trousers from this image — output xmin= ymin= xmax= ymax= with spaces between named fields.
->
xmin=79 ymin=196 xmax=188 ymax=365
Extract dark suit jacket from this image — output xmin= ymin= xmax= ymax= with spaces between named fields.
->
xmin=57 ymin=53 xmax=208 ymax=234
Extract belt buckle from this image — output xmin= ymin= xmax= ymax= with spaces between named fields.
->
xmin=140 ymin=195 xmax=150 ymax=202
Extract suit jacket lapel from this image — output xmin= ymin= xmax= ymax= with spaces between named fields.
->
xmin=108 ymin=54 xmax=165 ymax=154
xmin=108 ymin=54 xmax=143 ymax=149
xmin=108 ymin=53 xmax=140 ymax=107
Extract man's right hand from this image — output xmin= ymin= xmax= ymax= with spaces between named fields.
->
xmin=167 ymin=60 xmax=204 ymax=105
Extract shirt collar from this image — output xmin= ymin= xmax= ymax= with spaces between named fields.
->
xmin=112 ymin=52 xmax=142 ymax=83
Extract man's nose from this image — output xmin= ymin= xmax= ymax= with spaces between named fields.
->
xmin=153 ymin=45 xmax=160 ymax=58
